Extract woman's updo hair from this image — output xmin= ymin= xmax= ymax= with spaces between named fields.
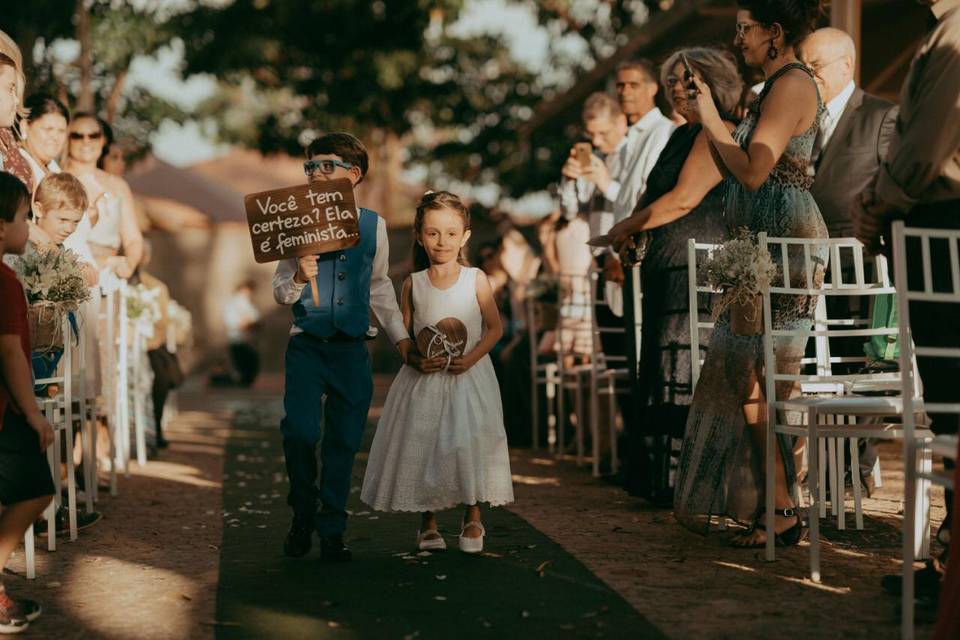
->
xmin=737 ymin=0 xmax=822 ymax=46
xmin=412 ymin=190 xmax=471 ymax=271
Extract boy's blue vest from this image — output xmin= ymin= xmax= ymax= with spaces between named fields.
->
xmin=291 ymin=208 xmax=379 ymax=339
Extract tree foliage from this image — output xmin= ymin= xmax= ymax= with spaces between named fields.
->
xmin=4 ymin=0 xmax=188 ymax=156
xmin=174 ymin=0 xmax=661 ymax=198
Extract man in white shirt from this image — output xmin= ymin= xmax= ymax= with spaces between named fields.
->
xmin=559 ymin=93 xmax=629 ymax=242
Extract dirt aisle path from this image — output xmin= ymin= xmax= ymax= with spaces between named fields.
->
xmin=4 ymin=382 xmax=228 ymax=639
xmin=3 ymin=373 xmax=941 ymax=638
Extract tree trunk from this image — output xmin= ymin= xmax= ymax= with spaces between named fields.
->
xmin=75 ymin=0 xmax=95 ymax=112
xmin=104 ymin=69 xmax=128 ymax=125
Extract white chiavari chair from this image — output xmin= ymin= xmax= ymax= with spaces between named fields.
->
xmin=893 ymin=221 xmax=960 ymax=640
xmin=757 ymin=235 xmax=933 ymax=582
xmin=527 ymin=282 xmax=560 ymax=452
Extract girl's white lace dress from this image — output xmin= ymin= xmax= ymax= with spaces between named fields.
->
xmin=361 ymin=266 xmax=515 ymax=512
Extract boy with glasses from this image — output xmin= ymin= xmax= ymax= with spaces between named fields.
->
xmin=272 ymin=132 xmax=415 ymax=560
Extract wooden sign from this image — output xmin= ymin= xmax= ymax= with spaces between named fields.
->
xmin=244 ymin=178 xmax=360 ymax=264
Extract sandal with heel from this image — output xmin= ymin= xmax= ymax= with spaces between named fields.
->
xmin=732 ymin=508 xmax=805 ymax=548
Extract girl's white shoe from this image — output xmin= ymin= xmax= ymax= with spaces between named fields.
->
xmin=458 ymin=521 xmax=485 ymax=554
xmin=417 ymin=529 xmax=447 ymax=552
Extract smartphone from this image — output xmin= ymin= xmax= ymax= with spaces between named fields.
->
xmin=680 ymin=53 xmax=698 ymax=95
xmin=574 ymin=142 xmax=592 ymax=169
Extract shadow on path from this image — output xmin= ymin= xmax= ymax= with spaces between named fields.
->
xmin=216 ymin=395 xmax=664 ymax=639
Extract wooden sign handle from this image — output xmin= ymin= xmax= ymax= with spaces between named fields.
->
xmin=309 ymin=275 xmax=321 ymax=307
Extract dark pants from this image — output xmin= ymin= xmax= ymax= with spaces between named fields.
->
xmin=280 ymin=334 xmax=373 ymax=537
xmin=229 ymin=342 xmax=260 ymax=387
xmin=147 ymin=348 xmax=181 ymax=442
xmin=901 ymin=206 xmax=960 ymax=534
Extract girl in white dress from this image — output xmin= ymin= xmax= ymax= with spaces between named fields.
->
xmin=361 ymin=191 xmax=514 ymax=554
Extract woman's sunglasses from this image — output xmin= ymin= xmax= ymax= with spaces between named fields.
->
xmin=304 ymin=159 xmax=354 ymax=176
xmin=69 ymin=131 xmax=103 ymax=141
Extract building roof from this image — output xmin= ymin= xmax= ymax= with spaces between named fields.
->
xmin=127 ymin=156 xmax=246 ymax=224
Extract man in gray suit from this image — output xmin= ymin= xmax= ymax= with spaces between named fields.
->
xmin=802 ymin=28 xmax=898 ymax=238
xmin=800 ymin=28 xmax=898 ymax=492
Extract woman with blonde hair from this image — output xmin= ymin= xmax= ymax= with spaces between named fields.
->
xmin=63 ymin=113 xmax=142 ymax=278
xmin=0 ymin=30 xmax=33 ymax=191
xmin=609 ymin=47 xmax=741 ymax=505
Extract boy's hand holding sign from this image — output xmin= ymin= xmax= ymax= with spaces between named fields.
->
xmin=244 ymin=177 xmax=360 ymax=306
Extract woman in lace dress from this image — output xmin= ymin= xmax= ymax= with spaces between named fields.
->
xmin=634 ymin=0 xmax=826 ymax=547
xmin=608 ymin=47 xmax=741 ymax=505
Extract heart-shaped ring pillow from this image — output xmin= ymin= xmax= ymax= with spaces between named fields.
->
xmin=416 ymin=317 xmax=468 ymax=361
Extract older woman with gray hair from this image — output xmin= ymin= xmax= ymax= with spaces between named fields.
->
xmin=609 ymin=47 xmax=743 ymax=505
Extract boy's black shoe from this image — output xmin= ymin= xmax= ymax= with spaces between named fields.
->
xmin=15 ymin=599 xmax=41 ymax=622
xmin=35 ymin=507 xmax=102 ymax=537
xmin=319 ymin=535 xmax=352 ymax=562
xmin=283 ymin=520 xmax=313 ymax=558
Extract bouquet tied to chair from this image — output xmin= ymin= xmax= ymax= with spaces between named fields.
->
xmin=125 ymin=283 xmax=162 ymax=340
xmin=13 ymin=247 xmax=92 ymax=352
xmin=699 ymin=228 xmax=777 ymax=336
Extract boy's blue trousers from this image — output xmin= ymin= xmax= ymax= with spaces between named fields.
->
xmin=280 ymin=332 xmax=373 ymax=537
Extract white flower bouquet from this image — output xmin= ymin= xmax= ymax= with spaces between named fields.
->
xmin=699 ymin=228 xmax=777 ymax=336
xmin=125 ymin=283 xmax=162 ymax=328
xmin=12 ymin=247 xmax=92 ymax=352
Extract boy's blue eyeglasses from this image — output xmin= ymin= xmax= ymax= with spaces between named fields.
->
xmin=304 ymin=159 xmax=354 ymax=176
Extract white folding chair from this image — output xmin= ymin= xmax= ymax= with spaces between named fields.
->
xmin=687 ymin=239 xmax=723 ymax=390
xmin=32 ymin=312 xmax=80 ymax=543
xmin=757 ymin=236 xmax=934 ymax=576
xmin=527 ymin=282 xmax=560 ymax=451
xmin=99 ymin=276 xmax=122 ymax=496
xmin=893 ymin=221 xmax=960 ymax=640
xmin=555 ymin=271 xmax=602 ymax=467
xmin=584 ymin=265 xmax=640 ymax=477
xmin=130 ymin=315 xmax=151 ymax=466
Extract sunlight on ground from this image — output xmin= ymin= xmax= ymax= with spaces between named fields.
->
xmin=66 ymin=559 xmax=198 ymax=638
xmin=529 ymin=458 xmax=557 ymax=466
xmin=829 ymin=547 xmax=871 ymax=559
xmin=779 ymin=576 xmax=853 ymax=594
xmin=131 ymin=461 xmax=222 ymax=489
xmin=511 ymin=474 xmax=560 ymax=486
xmin=228 ymin=605 xmax=360 ymax=638
xmin=713 ymin=561 xmax=757 ymax=573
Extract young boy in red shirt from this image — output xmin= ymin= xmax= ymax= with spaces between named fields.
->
xmin=0 ymin=171 xmax=55 ymax=634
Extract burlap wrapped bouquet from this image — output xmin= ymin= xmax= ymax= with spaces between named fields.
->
xmin=12 ymin=247 xmax=91 ymax=353
xmin=699 ymin=228 xmax=777 ymax=337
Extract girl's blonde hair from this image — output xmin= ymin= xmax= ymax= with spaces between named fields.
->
xmin=412 ymin=190 xmax=471 ymax=271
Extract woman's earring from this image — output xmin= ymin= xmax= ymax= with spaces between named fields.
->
xmin=768 ymin=41 xmax=779 ymax=60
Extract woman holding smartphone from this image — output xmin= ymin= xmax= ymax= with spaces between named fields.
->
xmin=611 ymin=0 xmax=827 ymax=548
xmin=608 ymin=48 xmax=742 ymax=506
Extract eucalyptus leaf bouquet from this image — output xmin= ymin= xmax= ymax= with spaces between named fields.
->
xmin=699 ymin=228 xmax=777 ymax=335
